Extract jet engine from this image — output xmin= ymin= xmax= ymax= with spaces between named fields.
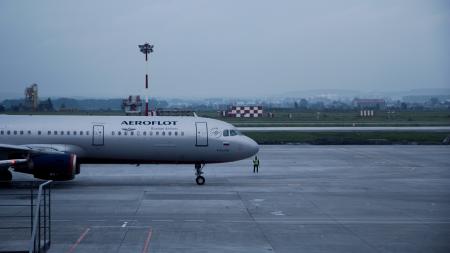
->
xmin=15 ymin=153 xmax=78 ymax=181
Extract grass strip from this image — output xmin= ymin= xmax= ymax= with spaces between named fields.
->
xmin=243 ymin=131 xmax=450 ymax=145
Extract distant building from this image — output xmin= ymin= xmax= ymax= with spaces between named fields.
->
xmin=352 ymin=99 xmax=386 ymax=110
xmin=224 ymin=105 xmax=263 ymax=118
xmin=360 ymin=110 xmax=374 ymax=117
xmin=24 ymin=83 xmax=39 ymax=111
xmin=122 ymin=95 xmax=142 ymax=115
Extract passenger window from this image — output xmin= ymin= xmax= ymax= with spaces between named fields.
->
xmin=137 ymin=131 xmax=140 ymax=136
xmin=38 ymin=131 xmax=41 ymax=135
xmin=181 ymin=131 xmax=184 ymax=136
xmin=80 ymin=131 xmax=83 ymax=135
xmin=73 ymin=131 xmax=77 ymax=135
xmin=48 ymin=131 xmax=51 ymax=135
xmin=223 ymin=130 xmax=229 ymax=137
xmin=143 ymin=131 xmax=147 ymax=136
xmin=86 ymin=131 xmax=90 ymax=135
xmin=28 ymin=130 xmax=31 ymax=135
xmin=0 ymin=130 xmax=3 ymax=135
xmin=175 ymin=132 xmax=178 ymax=136
xmin=130 ymin=131 xmax=134 ymax=136
xmin=14 ymin=130 xmax=17 ymax=135
xmin=162 ymin=131 xmax=165 ymax=136
xmin=168 ymin=131 xmax=172 ymax=136
xmin=150 ymin=131 xmax=153 ymax=136
xmin=60 ymin=131 xmax=64 ymax=135
xmin=54 ymin=131 xmax=58 ymax=135
xmin=156 ymin=131 xmax=159 ymax=136
xmin=112 ymin=131 xmax=115 ymax=136
xmin=118 ymin=131 xmax=121 ymax=136
xmin=20 ymin=131 xmax=24 ymax=135
xmin=67 ymin=131 xmax=70 ymax=135
xmin=7 ymin=130 xmax=10 ymax=135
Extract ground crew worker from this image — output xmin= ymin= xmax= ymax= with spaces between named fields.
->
xmin=253 ymin=156 xmax=260 ymax=173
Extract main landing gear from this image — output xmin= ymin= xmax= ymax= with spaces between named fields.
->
xmin=0 ymin=169 xmax=12 ymax=182
xmin=195 ymin=163 xmax=205 ymax=185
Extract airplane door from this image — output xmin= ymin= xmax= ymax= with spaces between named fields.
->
xmin=92 ymin=125 xmax=104 ymax=146
xmin=195 ymin=122 xmax=208 ymax=146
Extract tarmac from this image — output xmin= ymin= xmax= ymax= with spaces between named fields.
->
xmin=1 ymin=145 xmax=450 ymax=253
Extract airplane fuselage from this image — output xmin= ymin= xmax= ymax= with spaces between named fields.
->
xmin=0 ymin=115 xmax=259 ymax=164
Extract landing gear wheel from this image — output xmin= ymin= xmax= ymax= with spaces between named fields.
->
xmin=196 ymin=176 xmax=205 ymax=185
xmin=194 ymin=163 xmax=206 ymax=185
xmin=0 ymin=170 xmax=12 ymax=182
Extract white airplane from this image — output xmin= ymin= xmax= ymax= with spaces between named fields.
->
xmin=0 ymin=115 xmax=259 ymax=185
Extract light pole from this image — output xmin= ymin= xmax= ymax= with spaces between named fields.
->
xmin=138 ymin=43 xmax=154 ymax=116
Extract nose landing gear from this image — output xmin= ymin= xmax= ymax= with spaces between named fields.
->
xmin=195 ymin=163 xmax=205 ymax=185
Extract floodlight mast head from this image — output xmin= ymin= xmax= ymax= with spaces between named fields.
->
xmin=138 ymin=43 xmax=154 ymax=61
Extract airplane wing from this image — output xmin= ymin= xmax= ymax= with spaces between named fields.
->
xmin=0 ymin=143 xmax=80 ymax=180
xmin=0 ymin=143 xmax=65 ymax=168
xmin=0 ymin=158 xmax=28 ymax=167
xmin=0 ymin=144 xmax=32 ymax=169
xmin=0 ymin=144 xmax=65 ymax=154
xmin=0 ymin=144 xmax=33 ymax=152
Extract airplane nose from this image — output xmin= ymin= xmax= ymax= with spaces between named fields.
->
xmin=243 ymin=136 xmax=259 ymax=157
xmin=249 ymin=138 xmax=259 ymax=155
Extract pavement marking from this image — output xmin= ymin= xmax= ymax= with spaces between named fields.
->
xmin=121 ymin=221 xmax=128 ymax=228
xmin=224 ymin=220 xmax=253 ymax=223
xmin=184 ymin=219 xmax=204 ymax=222
xmin=66 ymin=227 xmax=90 ymax=253
xmin=87 ymin=220 xmax=105 ymax=222
xmin=253 ymin=218 xmax=450 ymax=224
xmin=142 ymin=227 xmax=153 ymax=253
xmin=271 ymin=211 xmax=285 ymax=216
xmin=90 ymin=225 xmax=149 ymax=228
xmin=151 ymin=219 xmax=173 ymax=222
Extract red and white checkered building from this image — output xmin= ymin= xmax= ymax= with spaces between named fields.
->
xmin=227 ymin=106 xmax=263 ymax=118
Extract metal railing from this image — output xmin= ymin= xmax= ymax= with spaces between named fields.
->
xmin=28 ymin=180 xmax=52 ymax=253
xmin=0 ymin=180 xmax=52 ymax=253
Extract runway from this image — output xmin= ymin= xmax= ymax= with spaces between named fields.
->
xmin=1 ymin=145 xmax=450 ymax=253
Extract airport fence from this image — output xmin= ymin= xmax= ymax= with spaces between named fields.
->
xmin=0 ymin=180 xmax=52 ymax=253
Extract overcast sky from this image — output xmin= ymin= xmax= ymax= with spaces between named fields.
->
xmin=0 ymin=0 xmax=449 ymax=99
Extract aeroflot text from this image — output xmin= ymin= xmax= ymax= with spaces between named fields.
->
xmin=121 ymin=121 xmax=178 ymax=126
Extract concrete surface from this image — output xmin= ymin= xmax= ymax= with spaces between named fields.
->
xmin=1 ymin=145 xmax=450 ymax=253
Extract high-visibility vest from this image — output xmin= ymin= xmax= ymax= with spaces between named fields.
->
xmin=253 ymin=159 xmax=259 ymax=166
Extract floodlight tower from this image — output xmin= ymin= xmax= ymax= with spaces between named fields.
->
xmin=138 ymin=42 xmax=154 ymax=116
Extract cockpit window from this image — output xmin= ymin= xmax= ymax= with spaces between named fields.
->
xmin=223 ymin=129 xmax=242 ymax=137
